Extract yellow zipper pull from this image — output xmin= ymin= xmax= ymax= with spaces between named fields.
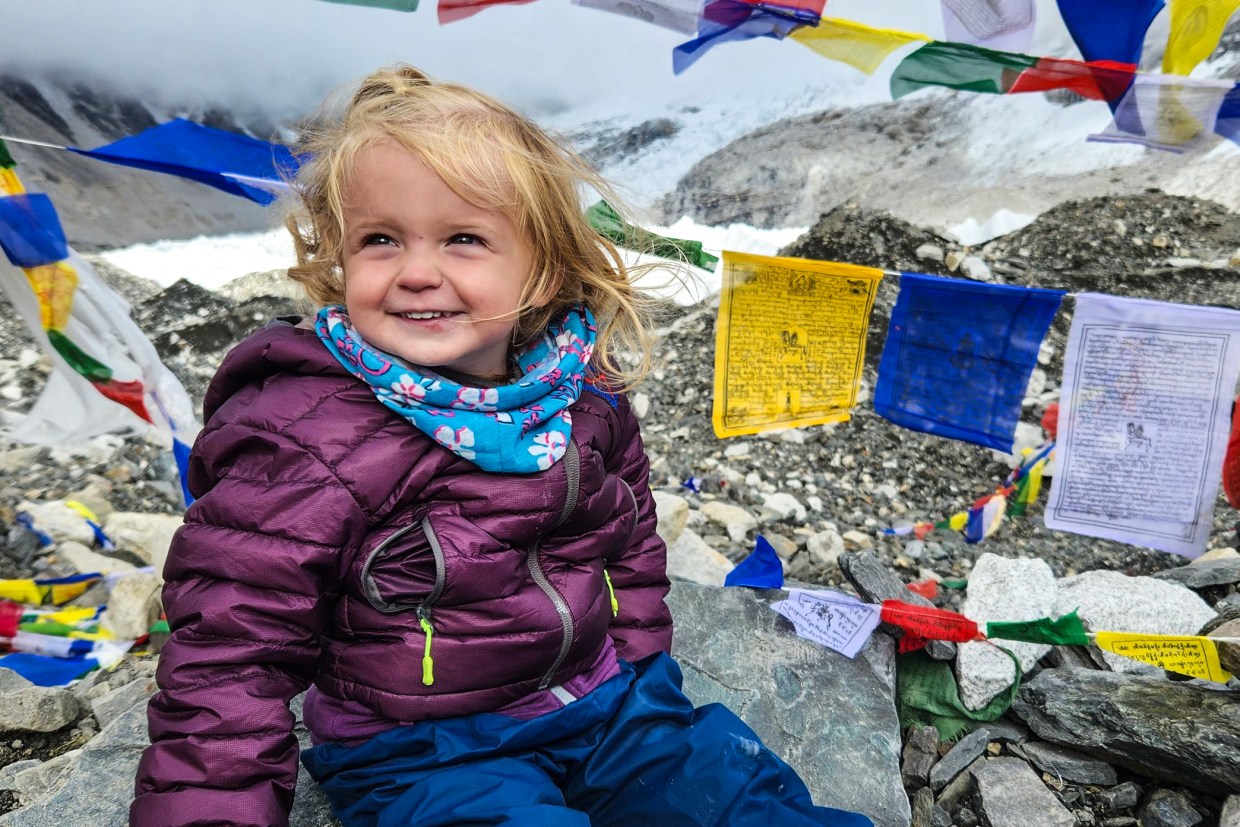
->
xmin=419 ymin=614 xmax=435 ymax=686
xmin=603 ymin=570 xmax=619 ymax=617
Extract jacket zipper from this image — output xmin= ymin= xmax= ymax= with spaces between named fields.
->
xmin=360 ymin=518 xmax=447 ymax=685
xmin=529 ymin=440 xmax=580 ymax=689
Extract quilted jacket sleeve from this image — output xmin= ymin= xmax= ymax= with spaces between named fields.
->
xmin=604 ymin=394 xmax=674 ymax=661
xmin=131 ymin=419 xmax=368 ymax=827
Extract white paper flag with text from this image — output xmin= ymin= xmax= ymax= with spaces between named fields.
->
xmin=1044 ymin=293 xmax=1240 ymax=557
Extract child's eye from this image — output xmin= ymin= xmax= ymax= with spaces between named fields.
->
xmin=448 ymin=233 xmax=483 ymax=246
xmin=361 ymin=233 xmax=396 ymax=247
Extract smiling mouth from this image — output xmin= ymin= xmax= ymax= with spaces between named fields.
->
xmin=398 ymin=311 xmax=452 ymax=320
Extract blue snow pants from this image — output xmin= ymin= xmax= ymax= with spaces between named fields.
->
xmin=302 ymin=653 xmax=873 ymax=827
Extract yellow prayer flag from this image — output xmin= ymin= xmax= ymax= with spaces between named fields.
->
xmin=712 ymin=252 xmax=882 ymax=438
xmin=23 ymin=261 xmax=79 ymax=331
xmin=40 ymin=606 xmax=101 ymax=625
xmin=0 ymin=169 xmax=24 ymax=196
xmin=0 ymin=580 xmax=44 ymax=605
xmin=1094 ymin=631 xmax=1233 ymax=683
xmin=1162 ymin=0 xmax=1240 ymax=75
xmin=1023 ymin=460 xmax=1044 ymax=504
xmin=948 ymin=512 xmax=968 ymax=531
xmin=791 ymin=18 xmax=930 ymax=75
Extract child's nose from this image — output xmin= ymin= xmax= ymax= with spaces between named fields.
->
xmin=395 ymin=251 xmax=442 ymax=290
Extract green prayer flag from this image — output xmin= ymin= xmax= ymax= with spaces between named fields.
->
xmin=896 ymin=648 xmax=1020 ymax=741
xmin=149 ymin=619 xmax=171 ymax=634
xmin=986 ymin=610 xmax=1088 ymax=646
xmin=586 ymin=201 xmax=719 ymax=271
xmin=890 ymin=41 xmax=1039 ymax=99
xmin=0 ymin=138 xmax=14 ymax=171
xmin=48 ymin=330 xmax=113 ymax=383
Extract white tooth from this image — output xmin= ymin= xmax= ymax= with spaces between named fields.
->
xmin=403 ymin=311 xmax=442 ymax=320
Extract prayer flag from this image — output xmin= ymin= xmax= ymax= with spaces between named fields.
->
xmin=739 ymin=0 xmax=824 ymax=19
xmin=0 ymin=601 xmax=21 ymax=638
xmin=964 ymin=493 xmax=1006 ymax=543
xmin=572 ymin=0 xmax=701 ymax=34
xmin=986 ymin=611 xmax=1089 ymax=646
xmin=0 ymin=653 xmax=97 ymax=687
xmin=1044 ymin=294 xmax=1240 ymax=557
xmin=1163 ymin=0 xmax=1240 ymax=75
xmin=673 ymin=0 xmax=808 ymax=74
xmin=0 ymin=194 xmax=68 ymax=268
xmin=896 ymin=649 xmax=1021 ymax=741
xmin=724 ymin=535 xmax=785 ymax=588
xmin=1088 ymin=74 xmax=1235 ymax=153
xmin=770 ymin=589 xmax=881 ymax=658
xmin=1093 ymin=631 xmax=1232 ymax=683
xmin=69 ymin=119 xmax=298 ymax=205
xmin=586 ymin=201 xmax=718 ymax=270
xmin=942 ymin=0 xmax=1035 ymax=52
xmin=1214 ymin=82 xmax=1240 ymax=144
xmin=890 ymin=41 xmax=1038 ymax=98
xmin=712 ymin=252 xmax=882 ymax=437
xmin=1056 ymin=0 xmax=1165 ymax=66
xmin=873 ymin=273 xmax=1064 ymax=452
xmin=1006 ymin=58 xmax=1137 ymax=102
xmin=438 ymin=0 xmax=537 ymax=23
xmin=880 ymin=600 xmax=982 ymax=642
xmin=790 ymin=18 xmax=930 ymax=75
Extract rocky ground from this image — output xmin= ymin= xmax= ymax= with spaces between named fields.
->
xmin=0 ymin=189 xmax=1238 ymax=825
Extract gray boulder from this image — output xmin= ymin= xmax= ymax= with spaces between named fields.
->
xmin=1011 ymin=668 xmax=1240 ymax=794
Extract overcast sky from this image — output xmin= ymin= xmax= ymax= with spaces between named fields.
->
xmin=3 ymin=0 xmax=949 ymax=121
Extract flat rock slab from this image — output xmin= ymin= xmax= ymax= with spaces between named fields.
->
xmin=1 ymin=583 xmax=908 ymax=827
xmin=1014 ymin=741 xmax=1117 ymax=786
xmin=1012 ymin=667 xmax=1240 ymax=794
xmin=669 ymin=581 xmax=910 ymax=827
xmin=971 ymin=757 xmax=1074 ymax=827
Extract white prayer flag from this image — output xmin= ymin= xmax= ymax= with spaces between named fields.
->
xmin=1044 ymin=293 xmax=1240 ymax=557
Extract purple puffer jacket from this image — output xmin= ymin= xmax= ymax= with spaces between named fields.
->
xmin=131 ymin=321 xmax=672 ymax=826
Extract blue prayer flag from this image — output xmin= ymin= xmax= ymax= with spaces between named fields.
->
xmin=1055 ymin=0 xmax=1163 ymax=66
xmin=0 ymin=193 xmax=68 ymax=268
xmin=70 ymin=119 xmax=299 ymax=205
xmin=673 ymin=0 xmax=810 ymax=74
xmin=1215 ymin=82 xmax=1240 ymax=145
xmin=874 ymin=273 xmax=1064 ymax=452
xmin=724 ymin=534 xmax=785 ymax=589
xmin=0 ymin=653 xmax=96 ymax=687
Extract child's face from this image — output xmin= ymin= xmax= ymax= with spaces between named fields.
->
xmin=341 ymin=142 xmax=534 ymax=378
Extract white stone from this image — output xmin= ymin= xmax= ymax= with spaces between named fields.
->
xmin=55 ymin=541 xmax=136 ymax=577
xmin=1055 ymin=570 xmax=1218 ymax=673
xmin=915 ymin=244 xmax=945 ymax=263
xmin=956 ymin=554 xmax=1057 ymax=710
xmin=777 ymin=429 xmax=806 ymax=445
xmin=0 ymin=385 xmax=22 ymax=401
xmin=700 ymin=501 xmax=758 ymax=542
xmin=990 ymin=422 xmax=1044 ymax=468
xmin=724 ymin=442 xmax=751 ymax=458
xmin=945 ymin=251 xmax=966 ymax=272
xmin=842 ymin=529 xmax=874 ymax=549
xmin=1195 ymin=547 xmax=1240 ymax=563
xmin=666 ymin=529 xmax=735 ymax=587
xmin=806 ymin=529 xmax=845 ymax=570
xmin=960 ymin=256 xmax=992 ymax=281
xmin=763 ymin=492 xmax=806 ymax=522
xmin=873 ymin=484 xmax=900 ymax=500
xmin=100 ymin=572 xmax=163 ymax=640
xmin=18 ymin=501 xmax=96 ymax=546
xmin=1024 ymin=369 xmax=1047 ymax=401
xmin=631 ymin=392 xmax=650 ymax=420
xmin=17 ymin=348 xmax=41 ymax=369
xmin=806 ymin=495 xmax=824 ymax=512
xmin=763 ymin=533 xmax=798 ymax=561
xmin=104 ymin=511 xmax=184 ymax=572
xmin=652 ymin=492 xmax=690 ymax=546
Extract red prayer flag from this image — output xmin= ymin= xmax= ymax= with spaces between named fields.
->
xmin=1 ymin=601 xmax=23 ymax=638
xmin=906 ymin=579 xmax=939 ymax=600
xmin=881 ymin=599 xmax=982 ymax=642
xmin=1007 ymin=57 xmax=1135 ymax=102
xmin=898 ymin=630 xmax=928 ymax=653
xmin=438 ymin=0 xmax=535 ymax=24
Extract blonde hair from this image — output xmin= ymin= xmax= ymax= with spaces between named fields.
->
xmin=285 ymin=64 xmax=658 ymax=389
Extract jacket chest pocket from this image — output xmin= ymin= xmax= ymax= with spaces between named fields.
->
xmin=360 ymin=518 xmax=445 ymax=615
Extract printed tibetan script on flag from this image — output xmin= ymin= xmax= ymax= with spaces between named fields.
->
xmin=873 ymin=272 xmax=1064 ymax=452
xmin=712 ymin=252 xmax=882 ymax=437
xmin=1044 ymin=294 xmax=1240 ymax=557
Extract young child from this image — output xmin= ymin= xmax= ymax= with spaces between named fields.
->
xmin=131 ymin=65 xmax=872 ymax=827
